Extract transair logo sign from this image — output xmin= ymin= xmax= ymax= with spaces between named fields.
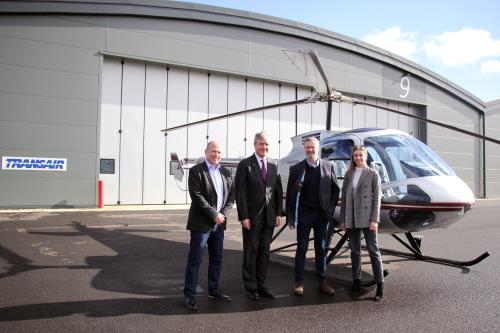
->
xmin=1 ymin=156 xmax=67 ymax=171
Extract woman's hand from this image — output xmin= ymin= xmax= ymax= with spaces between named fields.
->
xmin=369 ymin=221 xmax=378 ymax=231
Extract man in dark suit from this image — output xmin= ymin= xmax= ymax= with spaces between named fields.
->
xmin=183 ymin=140 xmax=235 ymax=310
xmin=235 ymin=131 xmax=283 ymax=300
xmin=286 ymin=137 xmax=340 ymax=296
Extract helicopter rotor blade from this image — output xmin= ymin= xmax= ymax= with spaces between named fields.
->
xmin=355 ymin=100 xmax=500 ymax=145
xmin=161 ymin=97 xmax=310 ymax=132
xmin=163 ymin=44 xmax=500 ymax=146
xmin=308 ymin=50 xmax=332 ymax=94
xmin=282 ymin=49 xmax=499 ymax=144
xmin=282 ymin=49 xmax=331 ymax=94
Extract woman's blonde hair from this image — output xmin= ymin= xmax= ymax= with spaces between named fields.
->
xmin=348 ymin=145 xmax=368 ymax=171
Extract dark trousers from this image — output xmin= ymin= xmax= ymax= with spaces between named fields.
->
xmin=242 ymin=217 xmax=274 ymax=291
xmin=294 ymin=207 xmax=328 ymax=283
xmin=183 ymin=227 xmax=224 ymax=297
xmin=347 ymin=228 xmax=384 ymax=283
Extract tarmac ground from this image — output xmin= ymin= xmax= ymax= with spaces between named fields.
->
xmin=0 ymin=199 xmax=499 ymax=332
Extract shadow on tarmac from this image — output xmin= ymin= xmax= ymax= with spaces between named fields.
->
xmin=0 ymin=221 xmax=375 ymax=320
xmin=0 ymin=244 xmax=62 ymax=279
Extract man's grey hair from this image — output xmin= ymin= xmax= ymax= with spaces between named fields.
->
xmin=303 ymin=137 xmax=320 ymax=147
xmin=254 ymin=131 xmax=270 ymax=144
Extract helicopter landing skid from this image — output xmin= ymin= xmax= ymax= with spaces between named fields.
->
xmin=271 ymin=224 xmax=388 ymax=288
xmin=376 ymin=232 xmax=490 ymax=267
xmin=270 ymin=221 xmax=343 ymax=255
xmin=270 ymin=222 xmax=351 ymax=266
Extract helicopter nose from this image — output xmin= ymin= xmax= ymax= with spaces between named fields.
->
xmin=433 ymin=176 xmax=475 ymax=204
xmin=380 ymin=176 xmax=475 ymax=233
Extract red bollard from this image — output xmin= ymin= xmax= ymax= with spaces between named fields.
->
xmin=98 ymin=180 xmax=104 ymax=208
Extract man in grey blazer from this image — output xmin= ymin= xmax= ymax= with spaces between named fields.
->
xmin=286 ymin=137 xmax=340 ymax=296
xmin=183 ymin=140 xmax=235 ymax=310
xmin=235 ymin=131 xmax=283 ymax=300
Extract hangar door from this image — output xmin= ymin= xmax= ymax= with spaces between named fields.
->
xmin=99 ymin=57 xmax=422 ymax=205
xmin=99 ymin=58 xmax=324 ymax=205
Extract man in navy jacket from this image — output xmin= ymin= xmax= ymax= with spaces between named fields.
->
xmin=286 ymin=137 xmax=340 ymax=296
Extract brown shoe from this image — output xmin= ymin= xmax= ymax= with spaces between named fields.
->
xmin=318 ymin=280 xmax=335 ymax=295
xmin=293 ymin=282 xmax=304 ymax=296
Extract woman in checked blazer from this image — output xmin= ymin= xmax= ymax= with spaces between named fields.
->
xmin=340 ymin=145 xmax=384 ymax=301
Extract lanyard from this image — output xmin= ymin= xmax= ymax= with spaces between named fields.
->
xmin=294 ymin=170 xmax=306 ymax=227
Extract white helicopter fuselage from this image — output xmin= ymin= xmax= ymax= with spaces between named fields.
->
xmin=278 ymin=128 xmax=475 ymax=234
xmin=171 ymin=128 xmax=474 ymax=234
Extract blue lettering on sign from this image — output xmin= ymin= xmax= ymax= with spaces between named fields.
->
xmin=3 ymin=157 xmax=67 ymax=171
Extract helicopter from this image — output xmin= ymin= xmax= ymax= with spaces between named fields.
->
xmin=163 ymin=50 xmax=497 ymax=268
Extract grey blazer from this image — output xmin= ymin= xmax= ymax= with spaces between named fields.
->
xmin=340 ymin=167 xmax=381 ymax=229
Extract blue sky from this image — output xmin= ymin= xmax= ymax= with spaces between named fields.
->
xmin=181 ymin=0 xmax=500 ymax=102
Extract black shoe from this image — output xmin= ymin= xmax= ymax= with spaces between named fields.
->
xmin=374 ymin=282 xmax=384 ymax=302
xmin=208 ymin=290 xmax=232 ymax=302
xmin=350 ymin=279 xmax=361 ymax=297
xmin=184 ymin=296 xmax=198 ymax=310
xmin=257 ymin=287 xmax=275 ymax=299
xmin=246 ymin=290 xmax=260 ymax=301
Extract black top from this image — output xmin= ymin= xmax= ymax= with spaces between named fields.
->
xmin=299 ymin=163 xmax=321 ymax=209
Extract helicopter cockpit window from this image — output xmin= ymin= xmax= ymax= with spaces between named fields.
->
xmin=321 ymin=139 xmax=354 ymax=179
xmin=364 ymin=134 xmax=455 ymax=182
xmin=365 ymin=147 xmax=390 ymax=184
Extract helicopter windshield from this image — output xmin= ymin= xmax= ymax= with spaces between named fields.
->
xmin=364 ymin=134 xmax=455 ymax=182
xmin=321 ymin=139 xmax=354 ymax=178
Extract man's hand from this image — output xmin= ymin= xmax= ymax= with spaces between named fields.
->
xmin=214 ymin=213 xmax=225 ymax=225
xmin=241 ymin=219 xmax=251 ymax=230
xmin=275 ymin=216 xmax=282 ymax=227
xmin=369 ymin=221 xmax=378 ymax=231
xmin=340 ymin=223 xmax=346 ymax=232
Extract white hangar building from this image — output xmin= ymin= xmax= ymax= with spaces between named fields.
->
xmin=0 ymin=0 xmax=499 ymax=208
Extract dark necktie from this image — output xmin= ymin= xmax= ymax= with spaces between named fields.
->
xmin=261 ymin=159 xmax=267 ymax=181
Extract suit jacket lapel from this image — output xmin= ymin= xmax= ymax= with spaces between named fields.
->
xmin=221 ymin=168 xmax=228 ymax=204
xmin=299 ymin=160 xmax=307 ymax=184
xmin=354 ymin=167 xmax=368 ymax=195
xmin=201 ymin=162 xmax=215 ymax=194
xmin=319 ymin=158 xmax=327 ymax=178
xmin=265 ymin=159 xmax=273 ymax=186
xmin=319 ymin=159 xmax=328 ymax=193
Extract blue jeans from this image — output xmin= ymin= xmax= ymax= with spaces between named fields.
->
xmin=294 ymin=207 xmax=328 ymax=283
xmin=183 ymin=227 xmax=224 ymax=297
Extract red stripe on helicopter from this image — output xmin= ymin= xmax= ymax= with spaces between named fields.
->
xmin=380 ymin=202 xmax=473 ymax=212
xmin=333 ymin=200 xmax=473 ymax=212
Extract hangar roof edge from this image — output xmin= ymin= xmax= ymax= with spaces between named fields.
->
xmin=0 ymin=0 xmax=486 ymax=111
xmin=486 ymin=99 xmax=500 ymax=115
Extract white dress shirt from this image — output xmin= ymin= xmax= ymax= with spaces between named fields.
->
xmin=205 ymin=160 xmax=224 ymax=213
